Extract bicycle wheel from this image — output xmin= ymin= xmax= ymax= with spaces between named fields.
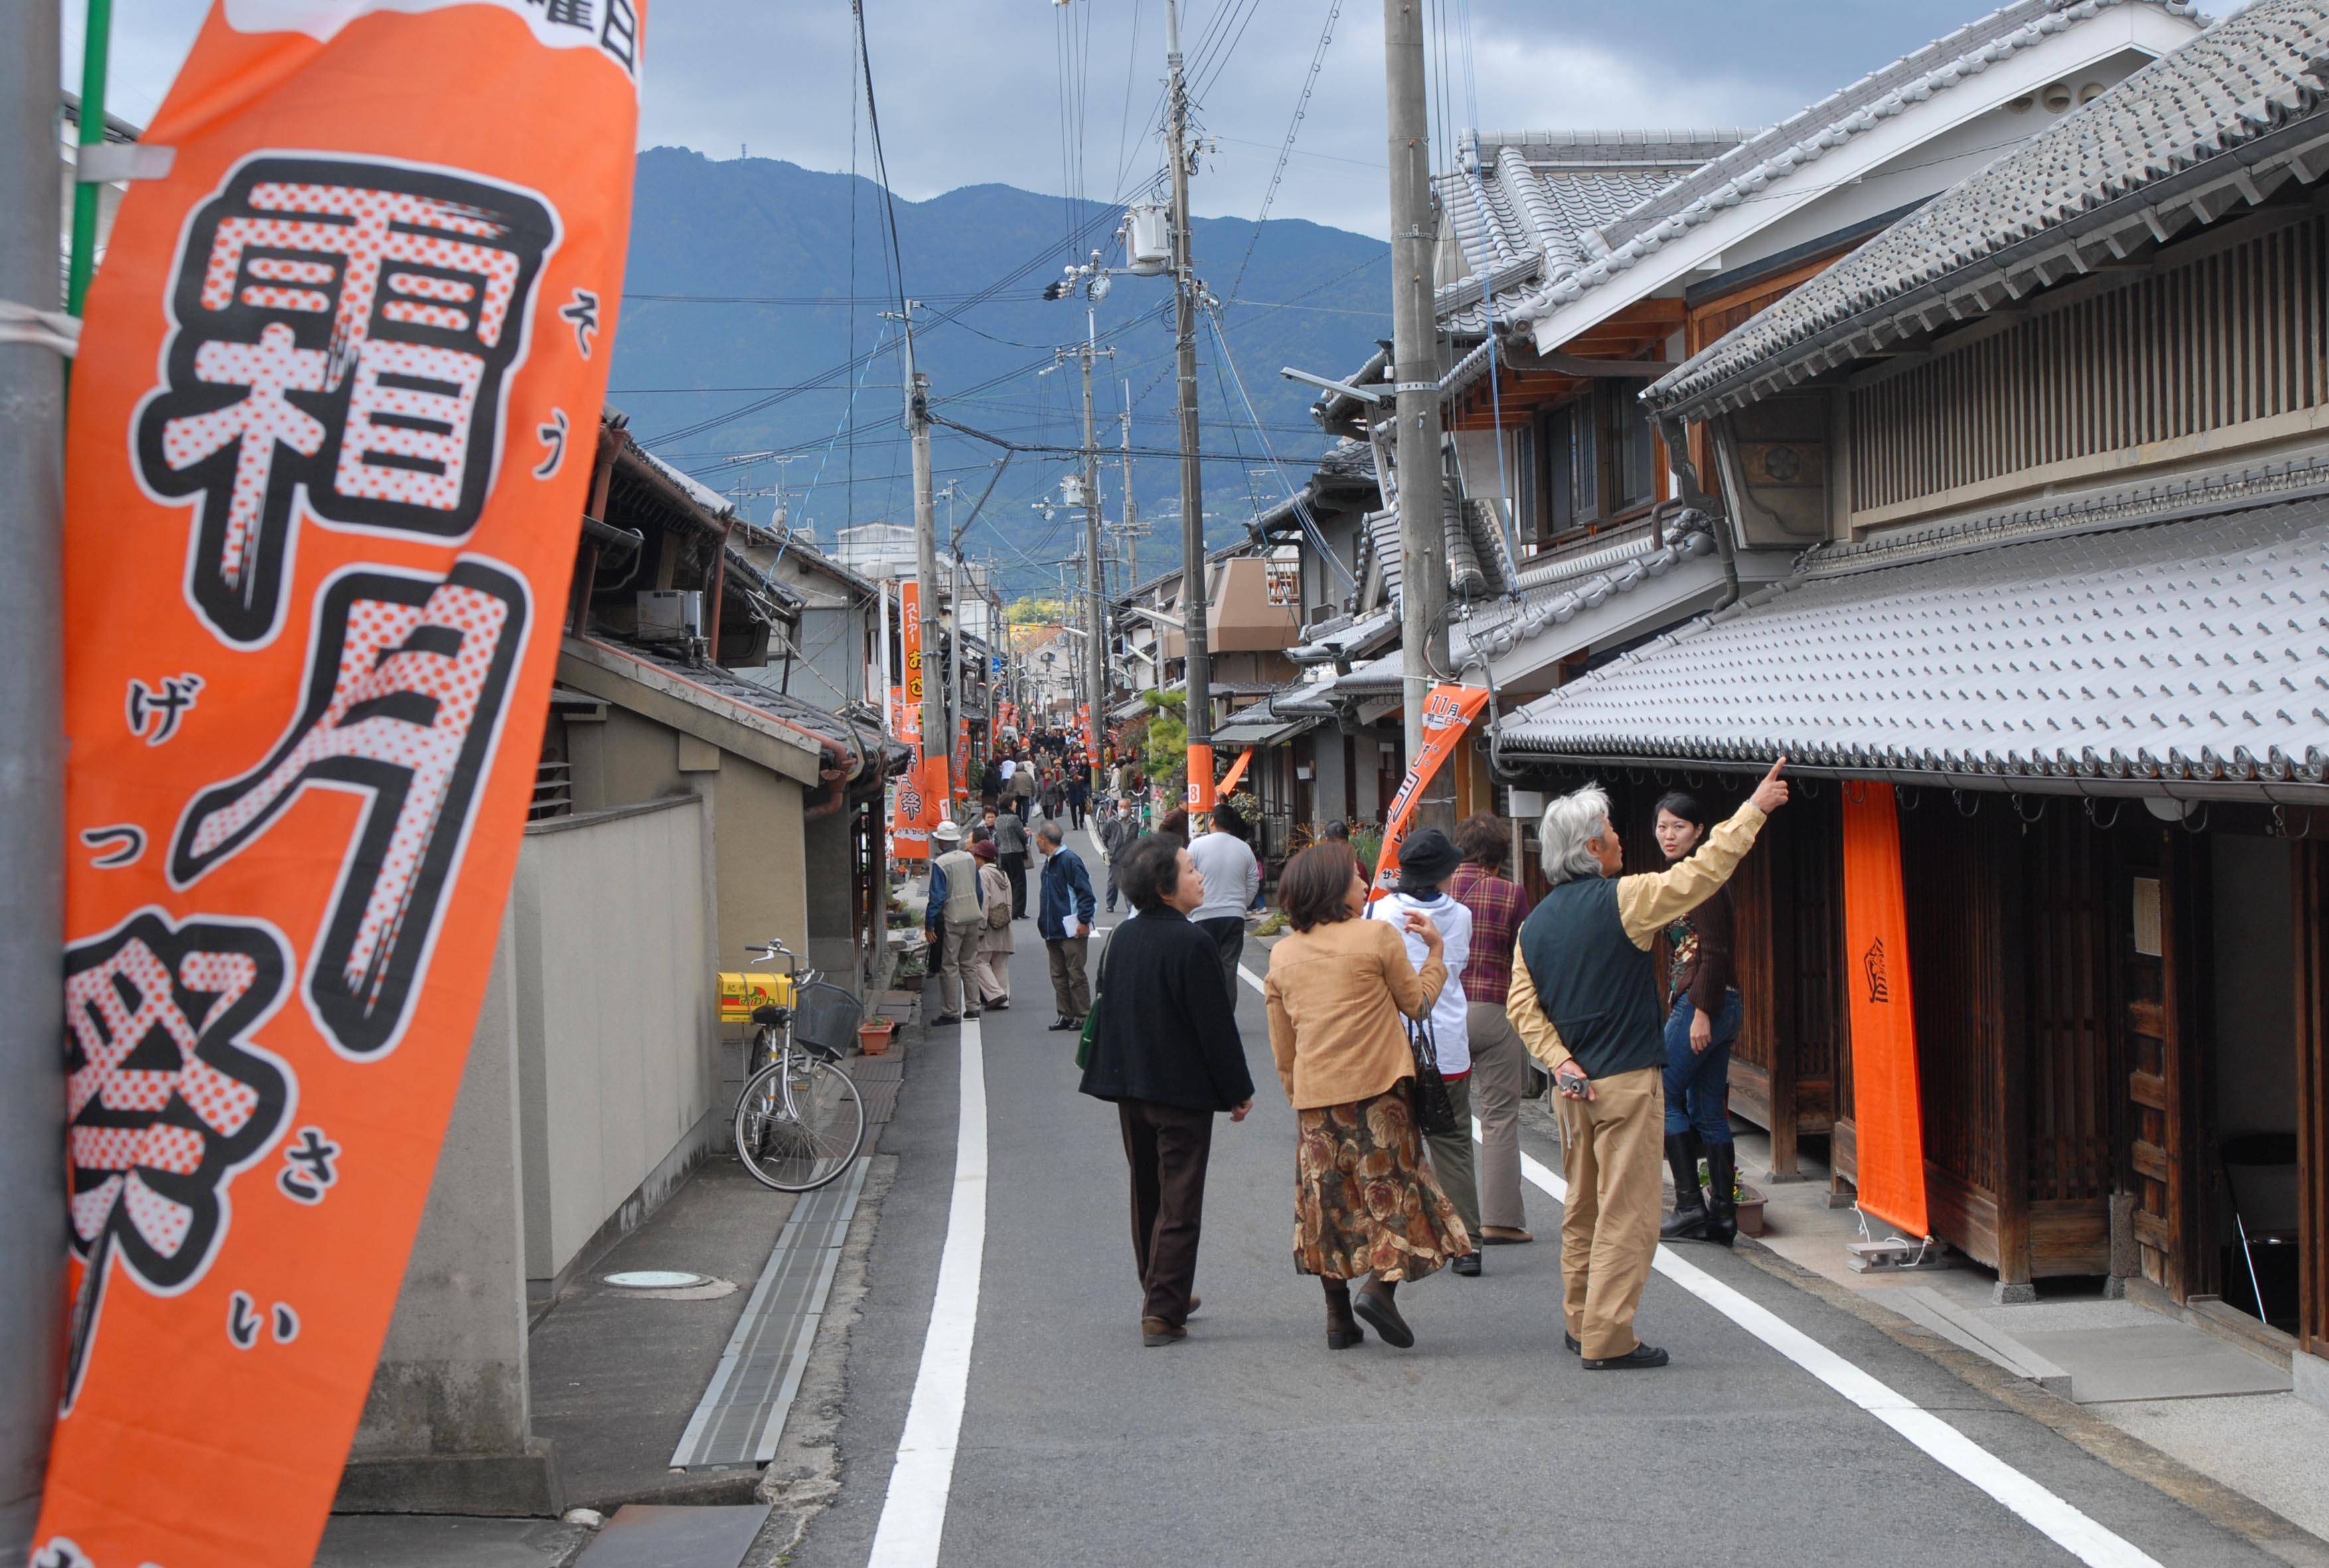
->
xmin=732 ymin=1054 xmax=866 ymax=1192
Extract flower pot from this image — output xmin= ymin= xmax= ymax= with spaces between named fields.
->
xmin=858 ymin=1019 xmax=896 ymax=1056
xmin=1735 ymin=1184 xmax=1767 ymax=1238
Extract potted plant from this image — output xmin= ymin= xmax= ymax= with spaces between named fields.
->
xmin=858 ymin=1016 xmax=897 ymax=1056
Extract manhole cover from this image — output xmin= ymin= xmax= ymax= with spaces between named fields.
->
xmin=605 ymin=1270 xmax=708 ymax=1290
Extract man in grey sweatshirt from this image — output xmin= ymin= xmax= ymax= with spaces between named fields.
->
xmin=1184 ymin=802 xmax=1260 ymax=998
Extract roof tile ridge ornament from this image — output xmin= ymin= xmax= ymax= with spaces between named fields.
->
xmin=1506 ymin=0 xmax=2199 ymax=327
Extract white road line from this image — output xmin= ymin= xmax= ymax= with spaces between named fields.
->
xmin=1237 ymin=963 xmax=1265 ymax=994
xmin=1511 ymin=1142 xmax=2161 ymax=1568
xmin=866 ymin=1019 xmax=988 ymax=1568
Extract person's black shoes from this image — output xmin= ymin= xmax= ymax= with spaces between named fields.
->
xmin=1352 ymin=1289 xmax=1413 ymax=1350
xmin=963 ymin=1008 xmax=982 ymax=1018
xmin=1046 ymin=1016 xmax=1076 ymax=1031
xmin=1564 ymin=1332 xmax=1580 ymax=1355
xmin=1451 ymin=1255 xmax=1481 ymax=1277
xmin=932 ymin=1014 xmax=962 ymax=1026
xmin=1582 ymin=1342 xmax=1670 ymax=1370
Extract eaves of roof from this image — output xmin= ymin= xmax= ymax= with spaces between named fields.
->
xmin=1653 ymin=0 xmax=2329 ymax=418
xmin=1496 ymin=491 xmax=2329 ymax=797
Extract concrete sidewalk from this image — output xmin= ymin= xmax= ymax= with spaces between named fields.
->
xmin=319 ymin=1016 xmax=924 ymax=1568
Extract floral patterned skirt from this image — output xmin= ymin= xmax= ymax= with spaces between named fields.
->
xmin=1293 ymin=1087 xmax=1473 ymax=1282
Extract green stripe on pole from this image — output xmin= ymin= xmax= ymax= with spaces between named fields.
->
xmin=66 ymin=0 xmax=113 ymax=319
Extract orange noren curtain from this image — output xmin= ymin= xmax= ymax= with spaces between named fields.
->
xmin=1842 ymin=783 xmax=1931 ymax=1237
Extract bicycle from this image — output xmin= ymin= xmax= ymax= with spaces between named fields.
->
xmin=731 ymin=938 xmax=866 ymax=1192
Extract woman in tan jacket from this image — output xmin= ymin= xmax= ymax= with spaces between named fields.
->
xmin=1263 ymin=840 xmax=1473 ymax=1350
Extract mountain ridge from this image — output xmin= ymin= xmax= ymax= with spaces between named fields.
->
xmin=609 ymin=146 xmax=1390 ymax=590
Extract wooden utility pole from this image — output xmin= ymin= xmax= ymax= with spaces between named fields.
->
xmin=1060 ymin=319 xmax=1114 ymax=791
xmin=1165 ymin=0 xmax=1214 ymax=811
xmin=894 ymin=301 xmax=945 ymax=789
xmin=1384 ymin=0 xmax=1449 ymax=824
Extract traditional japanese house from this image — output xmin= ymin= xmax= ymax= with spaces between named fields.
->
xmin=1267 ymin=0 xmax=2206 ymax=834
xmin=1496 ymin=0 xmax=2329 ymax=1393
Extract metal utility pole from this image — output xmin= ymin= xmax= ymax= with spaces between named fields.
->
xmin=3 ymin=0 xmax=69 ymax=1551
xmin=1384 ymin=0 xmax=1450 ymax=826
xmin=1165 ymin=0 xmax=1214 ymax=810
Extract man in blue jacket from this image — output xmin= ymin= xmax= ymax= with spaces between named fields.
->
xmin=1036 ymin=820 xmax=1096 ymax=1030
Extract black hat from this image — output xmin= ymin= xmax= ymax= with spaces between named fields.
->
xmin=1395 ymin=826 xmax=1462 ymax=888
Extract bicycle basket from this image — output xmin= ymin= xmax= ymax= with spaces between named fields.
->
xmin=789 ymin=982 xmax=864 ymax=1059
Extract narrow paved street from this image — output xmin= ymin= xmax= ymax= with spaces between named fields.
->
xmin=789 ymin=836 xmax=2281 ymax=1568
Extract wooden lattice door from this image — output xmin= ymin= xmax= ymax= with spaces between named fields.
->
xmin=2125 ymin=846 xmax=2194 ymax=1296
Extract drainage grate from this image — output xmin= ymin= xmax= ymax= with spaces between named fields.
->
xmin=669 ymin=1157 xmax=870 ymax=1468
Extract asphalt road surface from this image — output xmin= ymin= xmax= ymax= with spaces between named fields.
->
xmin=795 ymin=844 xmax=2277 ymax=1568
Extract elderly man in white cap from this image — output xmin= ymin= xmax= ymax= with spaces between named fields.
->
xmin=924 ymin=820 xmax=985 ymax=1025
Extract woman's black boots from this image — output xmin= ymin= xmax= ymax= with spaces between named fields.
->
xmin=1322 ymin=1279 xmax=1365 ymax=1350
xmin=1660 ymin=1133 xmax=1709 ymax=1240
xmin=1704 ymin=1141 xmax=1739 ymax=1247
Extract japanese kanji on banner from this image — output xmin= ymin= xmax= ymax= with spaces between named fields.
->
xmin=1370 ymin=685 xmax=1490 ymax=898
xmin=40 ymin=5 xmax=642 ymax=1568
xmin=898 ymin=581 xmax=924 ymax=748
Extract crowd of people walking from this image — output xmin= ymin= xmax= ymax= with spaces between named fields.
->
xmin=934 ymin=752 xmax=1790 ymax=1369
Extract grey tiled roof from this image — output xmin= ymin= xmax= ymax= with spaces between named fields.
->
xmin=1437 ymin=131 xmax=1744 ymax=331
xmin=1654 ymin=0 xmax=2329 ymax=414
xmin=1498 ymin=495 xmax=2329 ymax=789
xmin=1470 ymin=0 xmax=2202 ymax=333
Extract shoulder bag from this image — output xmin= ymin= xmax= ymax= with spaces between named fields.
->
xmin=1405 ymin=1014 xmax=1460 ymax=1137
xmin=1075 ymin=927 xmax=1114 ymax=1071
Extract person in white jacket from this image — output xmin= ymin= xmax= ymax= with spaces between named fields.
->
xmin=1362 ymin=826 xmax=1483 ymax=1275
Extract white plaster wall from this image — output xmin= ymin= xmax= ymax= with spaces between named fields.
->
xmin=511 ymin=797 xmax=714 ymax=1283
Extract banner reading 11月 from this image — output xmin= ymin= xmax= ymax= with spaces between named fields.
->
xmin=39 ymin=3 xmax=642 ymax=1567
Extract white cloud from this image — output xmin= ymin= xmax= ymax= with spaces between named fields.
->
xmin=66 ymin=0 xmax=1949 ymax=238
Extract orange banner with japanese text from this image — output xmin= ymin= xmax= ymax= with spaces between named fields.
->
xmin=889 ymin=752 xmax=948 ymax=861
xmin=1370 ymin=685 xmax=1490 ymax=898
xmin=1840 ymin=783 xmax=1931 ymax=1237
xmin=898 ymin=581 xmax=925 ymax=749
xmin=40 ymin=5 xmax=643 ymax=1568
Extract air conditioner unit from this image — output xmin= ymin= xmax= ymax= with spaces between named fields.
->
xmin=636 ymin=589 xmax=702 ymax=641
xmin=1123 ymin=202 xmax=1170 ymax=275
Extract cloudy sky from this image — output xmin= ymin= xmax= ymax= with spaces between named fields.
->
xmin=72 ymin=1 xmax=1994 ymax=238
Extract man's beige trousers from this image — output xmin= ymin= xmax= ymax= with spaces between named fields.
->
xmin=1554 ymin=1065 xmax=1664 ymax=1360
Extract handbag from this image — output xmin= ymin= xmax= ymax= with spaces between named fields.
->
xmin=1405 ymin=1014 xmax=1460 ymax=1137
xmin=1075 ymin=930 xmax=1113 ymax=1071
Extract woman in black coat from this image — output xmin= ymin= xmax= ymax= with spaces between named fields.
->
xmin=1078 ymin=834 xmax=1255 ymax=1347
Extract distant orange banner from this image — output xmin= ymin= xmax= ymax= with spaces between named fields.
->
xmin=1371 ymin=685 xmax=1489 ymax=898
xmin=1841 ymin=783 xmax=1931 ymax=1237
xmin=891 ymin=753 xmax=947 ymax=861
xmin=1216 ymin=747 xmax=1253 ymax=797
xmin=39 ymin=5 xmax=642 ymax=1567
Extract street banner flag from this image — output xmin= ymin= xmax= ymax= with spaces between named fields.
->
xmin=954 ymin=717 xmax=971 ymax=799
xmin=888 ymin=685 xmax=906 ymax=740
xmin=1216 ymin=747 xmax=1254 ymax=799
xmin=39 ymin=4 xmax=643 ymax=1567
xmin=1840 ymin=783 xmax=1931 ymax=1237
xmin=1370 ymin=686 xmax=1490 ymax=898
xmin=899 ymin=582 xmax=924 ymax=748
xmin=890 ymin=753 xmax=947 ymax=862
